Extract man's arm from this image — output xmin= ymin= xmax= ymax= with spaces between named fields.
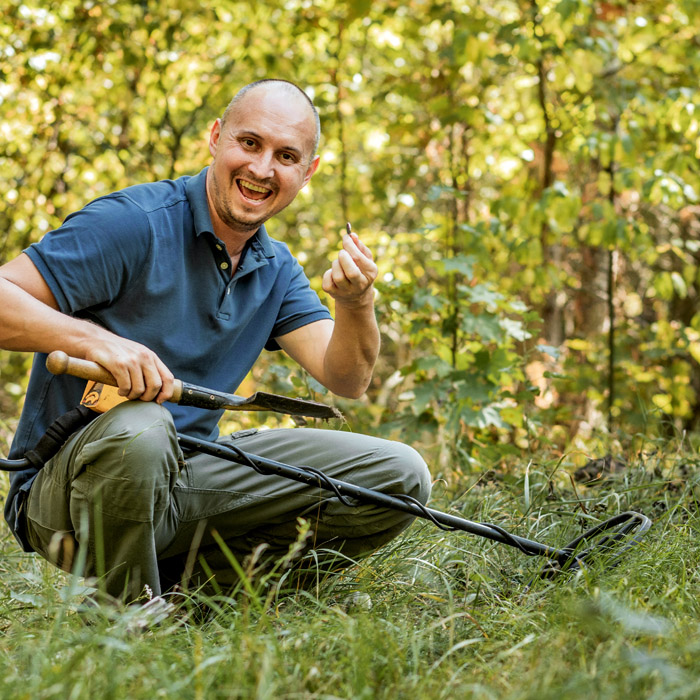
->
xmin=0 ymin=253 xmax=174 ymax=402
xmin=276 ymin=231 xmax=379 ymax=399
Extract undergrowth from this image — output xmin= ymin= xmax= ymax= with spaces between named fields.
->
xmin=1 ymin=438 xmax=699 ymax=699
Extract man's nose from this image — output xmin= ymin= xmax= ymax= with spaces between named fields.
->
xmin=247 ymin=150 xmax=275 ymax=180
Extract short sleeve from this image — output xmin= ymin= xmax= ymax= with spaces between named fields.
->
xmin=24 ymin=195 xmax=151 ymax=315
xmin=265 ymin=257 xmax=332 ymax=350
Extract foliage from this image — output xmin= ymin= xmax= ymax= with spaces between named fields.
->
xmin=2 ymin=1 xmax=700 ymax=457
xmin=375 ymin=249 xmax=542 ymax=476
xmin=1 ymin=4 xmax=699 ymax=695
xmin=1 ymin=439 xmax=699 ymax=698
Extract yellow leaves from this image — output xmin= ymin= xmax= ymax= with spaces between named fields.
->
xmin=631 ymin=371 xmax=657 ymax=383
xmin=567 ymin=339 xmax=592 ymax=352
xmin=652 ymin=271 xmax=689 ymax=301
xmin=0 ymin=0 xmax=696 ymax=450
xmin=688 ymin=341 xmax=700 ymax=366
xmin=556 ymin=49 xmax=602 ymax=94
xmin=622 ymin=293 xmax=643 ymax=318
xmin=369 ymin=26 xmax=402 ymax=50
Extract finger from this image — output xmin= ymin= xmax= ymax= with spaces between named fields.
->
xmin=88 ymin=345 xmax=166 ymax=402
xmin=154 ymin=360 xmax=175 ymax=404
xmin=125 ymin=362 xmax=147 ymax=401
xmin=322 ymin=266 xmax=332 ymax=285
xmin=138 ymin=358 xmax=164 ymax=403
xmin=331 ymin=256 xmax=354 ymax=287
xmin=322 ymin=268 xmax=336 ymax=295
xmin=340 ymin=251 xmax=371 ymax=287
xmin=349 ymin=232 xmax=373 ymax=260
xmin=342 ymin=237 xmax=377 ymax=280
xmin=341 ymin=248 xmax=377 ymax=288
xmin=113 ymin=367 xmax=133 ymax=398
xmin=343 ymin=231 xmax=373 ymax=263
xmin=88 ymin=349 xmax=133 ymax=398
xmin=130 ymin=350 xmax=174 ymax=403
xmin=342 ymin=233 xmax=365 ymax=264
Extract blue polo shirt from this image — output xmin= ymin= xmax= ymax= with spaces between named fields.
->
xmin=4 ymin=167 xmax=331 ymax=547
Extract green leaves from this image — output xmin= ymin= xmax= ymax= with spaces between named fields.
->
xmin=2 ymin=0 xmax=700 ymax=457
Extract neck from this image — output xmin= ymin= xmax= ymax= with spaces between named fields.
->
xmin=216 ymin=225 xmax=254 ymax=259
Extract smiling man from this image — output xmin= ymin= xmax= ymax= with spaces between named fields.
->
xmin=207 ymin=82 xmax=320 ymax=238
xmin=0 ymin=79 xmax=431 ymax=603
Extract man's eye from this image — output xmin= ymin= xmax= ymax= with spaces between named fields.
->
xmin=243 ymin=139 xmax=255 ymax=147
xmin=281 ymin=153 xmax=295 ymax=162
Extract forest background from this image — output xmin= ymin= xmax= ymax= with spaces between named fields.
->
xmin=2 ymin=0 xmax=700 ymax=481
xmin=1 ymin=2 xmax=700 ymax=698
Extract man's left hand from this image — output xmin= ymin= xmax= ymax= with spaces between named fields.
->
xmin=322 ymin=230 xmax=378 ymax=308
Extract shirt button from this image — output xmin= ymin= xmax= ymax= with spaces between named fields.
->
xmin=220 ymin=262 xmax=229 ymax=270
xmin=216 ymin=244 xmax=223 ymax=251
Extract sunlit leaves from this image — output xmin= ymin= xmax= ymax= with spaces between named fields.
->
xmin=2 ymin=0 xmax=700 ymax=456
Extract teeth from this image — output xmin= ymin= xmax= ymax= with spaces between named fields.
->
xmin=239 ymin=180 xmax=270 ymax=194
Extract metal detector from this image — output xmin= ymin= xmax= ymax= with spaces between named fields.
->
xmin=175 ymin=433 xmax=651 ymax=579
xmin=0 ymin=352 xmax=652 ymax=581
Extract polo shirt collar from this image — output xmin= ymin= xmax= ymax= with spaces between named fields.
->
xmin=185 ymin=166 xmax=275 ymax=260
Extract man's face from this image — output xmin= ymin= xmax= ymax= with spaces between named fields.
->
xmin=206 ymin=87 xmax=320 ymax=236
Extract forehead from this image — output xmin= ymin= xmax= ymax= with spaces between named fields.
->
xmin=226 ymin=87 xmax=317 ymax=155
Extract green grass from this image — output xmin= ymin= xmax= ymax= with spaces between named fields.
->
xmin=1 ymin=441 xmax=700 ymax=699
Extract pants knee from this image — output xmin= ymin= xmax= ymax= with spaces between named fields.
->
xmin=399 ymin=443 xmax=432 ymax=504
xmin=374 ymin=441 xmax=432 ymax=505
xmin=75 ymin=401 xmax=180 ymax=519
xmin=314 ymin=440 xmax=432 ymax=555
xmin=84 ymin=401 xmax=177 ymax=470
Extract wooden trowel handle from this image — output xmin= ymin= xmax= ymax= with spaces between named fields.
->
xmin=46 ymin=351 xmax=184 ymax=402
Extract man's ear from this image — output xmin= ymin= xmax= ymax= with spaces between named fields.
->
xmin=302 ymin=155 xmax=321 ymax=187
xmin=208 ymin=118 xmax=222 ymax=158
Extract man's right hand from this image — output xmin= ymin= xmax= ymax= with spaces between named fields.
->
xmin=84 ymin=340 xmax=175 ymax=403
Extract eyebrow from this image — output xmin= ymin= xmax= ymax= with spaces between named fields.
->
xmin=236 ymin=130 xmax=304 ymax=159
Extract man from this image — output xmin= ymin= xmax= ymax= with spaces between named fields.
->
xmin=0 ymin=79 xmax=431 ymax=603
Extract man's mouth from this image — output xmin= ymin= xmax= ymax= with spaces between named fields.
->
xmin=237 ymin=178 xmax=273 ymax=202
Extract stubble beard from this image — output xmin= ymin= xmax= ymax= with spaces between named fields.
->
xmin=211 ymin=171 xmax=279 ymax=234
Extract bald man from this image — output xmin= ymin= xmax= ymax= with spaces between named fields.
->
xmin=0 ymin=80 xmax=431 ymax=603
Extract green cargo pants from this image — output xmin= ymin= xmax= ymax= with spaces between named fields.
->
xmin=22 ymin=401 xmax=431 ymax=602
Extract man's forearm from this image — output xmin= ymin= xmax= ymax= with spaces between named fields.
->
xmin=277 ymin=229 xmax=380 ymax=399
xmin=0 ymin=275 xmax=174 ymax=402
xmin=323 ymin=298 xmax=380 ymax=399
xmin=0 ymin=277 xmax=96 ymax=355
